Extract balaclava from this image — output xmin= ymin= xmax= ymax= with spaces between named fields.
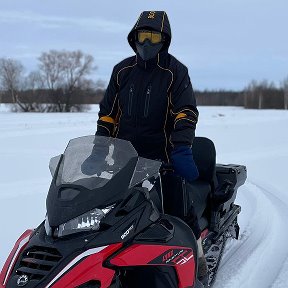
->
xmin=135 ymin=36 xmax=163 ymax=61
xmin=127 ymin=11 xmax=172 ymax=61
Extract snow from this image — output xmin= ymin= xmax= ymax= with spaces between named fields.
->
xmin=0 ymin=105 xmax=288 ymax=287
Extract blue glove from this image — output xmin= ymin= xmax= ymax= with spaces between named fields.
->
xmin=171 ymin=146 xmax=199 ymax=182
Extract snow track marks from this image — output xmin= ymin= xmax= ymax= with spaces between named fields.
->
xmin=213 ymin=181 xmax=288 ymax=288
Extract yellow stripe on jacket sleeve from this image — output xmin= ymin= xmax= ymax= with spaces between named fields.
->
xmin=99 ymin=116 xmax=115 ymax=125
xmin=175 ymin=112 xmax=187 ymax=120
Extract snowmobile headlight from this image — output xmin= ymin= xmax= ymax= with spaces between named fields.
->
xmin=53 ymin=205 xmax=114 ymax=237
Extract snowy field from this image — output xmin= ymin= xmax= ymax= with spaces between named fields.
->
xmin=0 ymin=105 xmax=288 ymax=287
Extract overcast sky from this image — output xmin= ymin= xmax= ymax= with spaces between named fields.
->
xmin=0 ymin=0 xmax=287 ymax=90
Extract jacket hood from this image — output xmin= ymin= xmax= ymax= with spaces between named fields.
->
xmin=128 ymin=11 xmax=172 ymax=53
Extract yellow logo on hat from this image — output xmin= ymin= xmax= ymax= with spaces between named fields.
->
xmin=148 ymin=11 xmax=156 ymax=19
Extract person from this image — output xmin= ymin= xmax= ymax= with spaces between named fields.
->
xmin=96 ymin=11 xmax=208 ymax=286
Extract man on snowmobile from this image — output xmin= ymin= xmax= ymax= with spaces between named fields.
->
xmin=96 ymin=11 xmax=208 ymax=285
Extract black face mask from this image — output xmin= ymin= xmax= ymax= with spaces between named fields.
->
xmin=136 ymin=40 xmax=163 ymax=61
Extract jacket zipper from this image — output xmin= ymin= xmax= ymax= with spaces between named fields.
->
xmin=128 ymin=84 xmax=134 ymax=117
xmin=144 ymin=84 xmax=152 ymax=118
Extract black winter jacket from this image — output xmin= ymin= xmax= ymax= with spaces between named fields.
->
xmin=97 ymin=11 xmax=198 ymax=163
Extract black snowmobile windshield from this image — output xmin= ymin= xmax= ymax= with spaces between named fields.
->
xmin=55 ymin=135 xmax=161 ymax=190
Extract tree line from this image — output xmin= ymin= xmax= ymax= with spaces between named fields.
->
xmin=1 ymin=50 xmax=288 ymax=111
xmin=0 ymin=50 xmax=104 ymax=112
xmin=196 ymin=79 xmax=288 ymax=109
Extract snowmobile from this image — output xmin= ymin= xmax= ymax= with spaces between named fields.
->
xmin=0 ymin=135 xmax=246 ymax=288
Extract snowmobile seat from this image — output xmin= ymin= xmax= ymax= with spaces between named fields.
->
xmin=186 ymin=137 xmax=217 ymax=228
xmin=192 ymin=137 xmax=217 ymax=186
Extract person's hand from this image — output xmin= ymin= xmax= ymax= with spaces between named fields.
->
xmin=171 ymin=146 xmax=199 ymax=182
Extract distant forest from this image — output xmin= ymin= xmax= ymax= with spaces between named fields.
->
xmin=196 ymin=81 xmax=287 ymax=109
xmin=0 ymin=50 xmax=287 ymax=112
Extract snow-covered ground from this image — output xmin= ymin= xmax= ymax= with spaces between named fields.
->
xmin=0 ymin=105 xmax=288 ymax=287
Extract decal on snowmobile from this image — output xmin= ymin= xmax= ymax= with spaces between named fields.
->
xmin=121 ymin=224 xmax=134 ymax=240
xmin=149 ymin=248 xmax=194 ymax=265
xmin=16 ymin=274 xmax=29 ymax=287
xmin=44 ymin=246 xmax=108 ymax=288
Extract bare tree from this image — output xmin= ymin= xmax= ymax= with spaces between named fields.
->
xmin=0 ymin=58 xmax=26 ymax=111
xmin=245 ymin=80 xmax=257 ymax=109
xmin=38 ymin=50 xmax=96 ymax=112
xmin=244 ymin=80 xmax=278 ymax=109
xmin=24 ymin=71 xmax=45 ymax=90
xmin=282 ymin=76 xmax=288 ymax=110
xmin=16 ymin=71 xmax=47 ymax=112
